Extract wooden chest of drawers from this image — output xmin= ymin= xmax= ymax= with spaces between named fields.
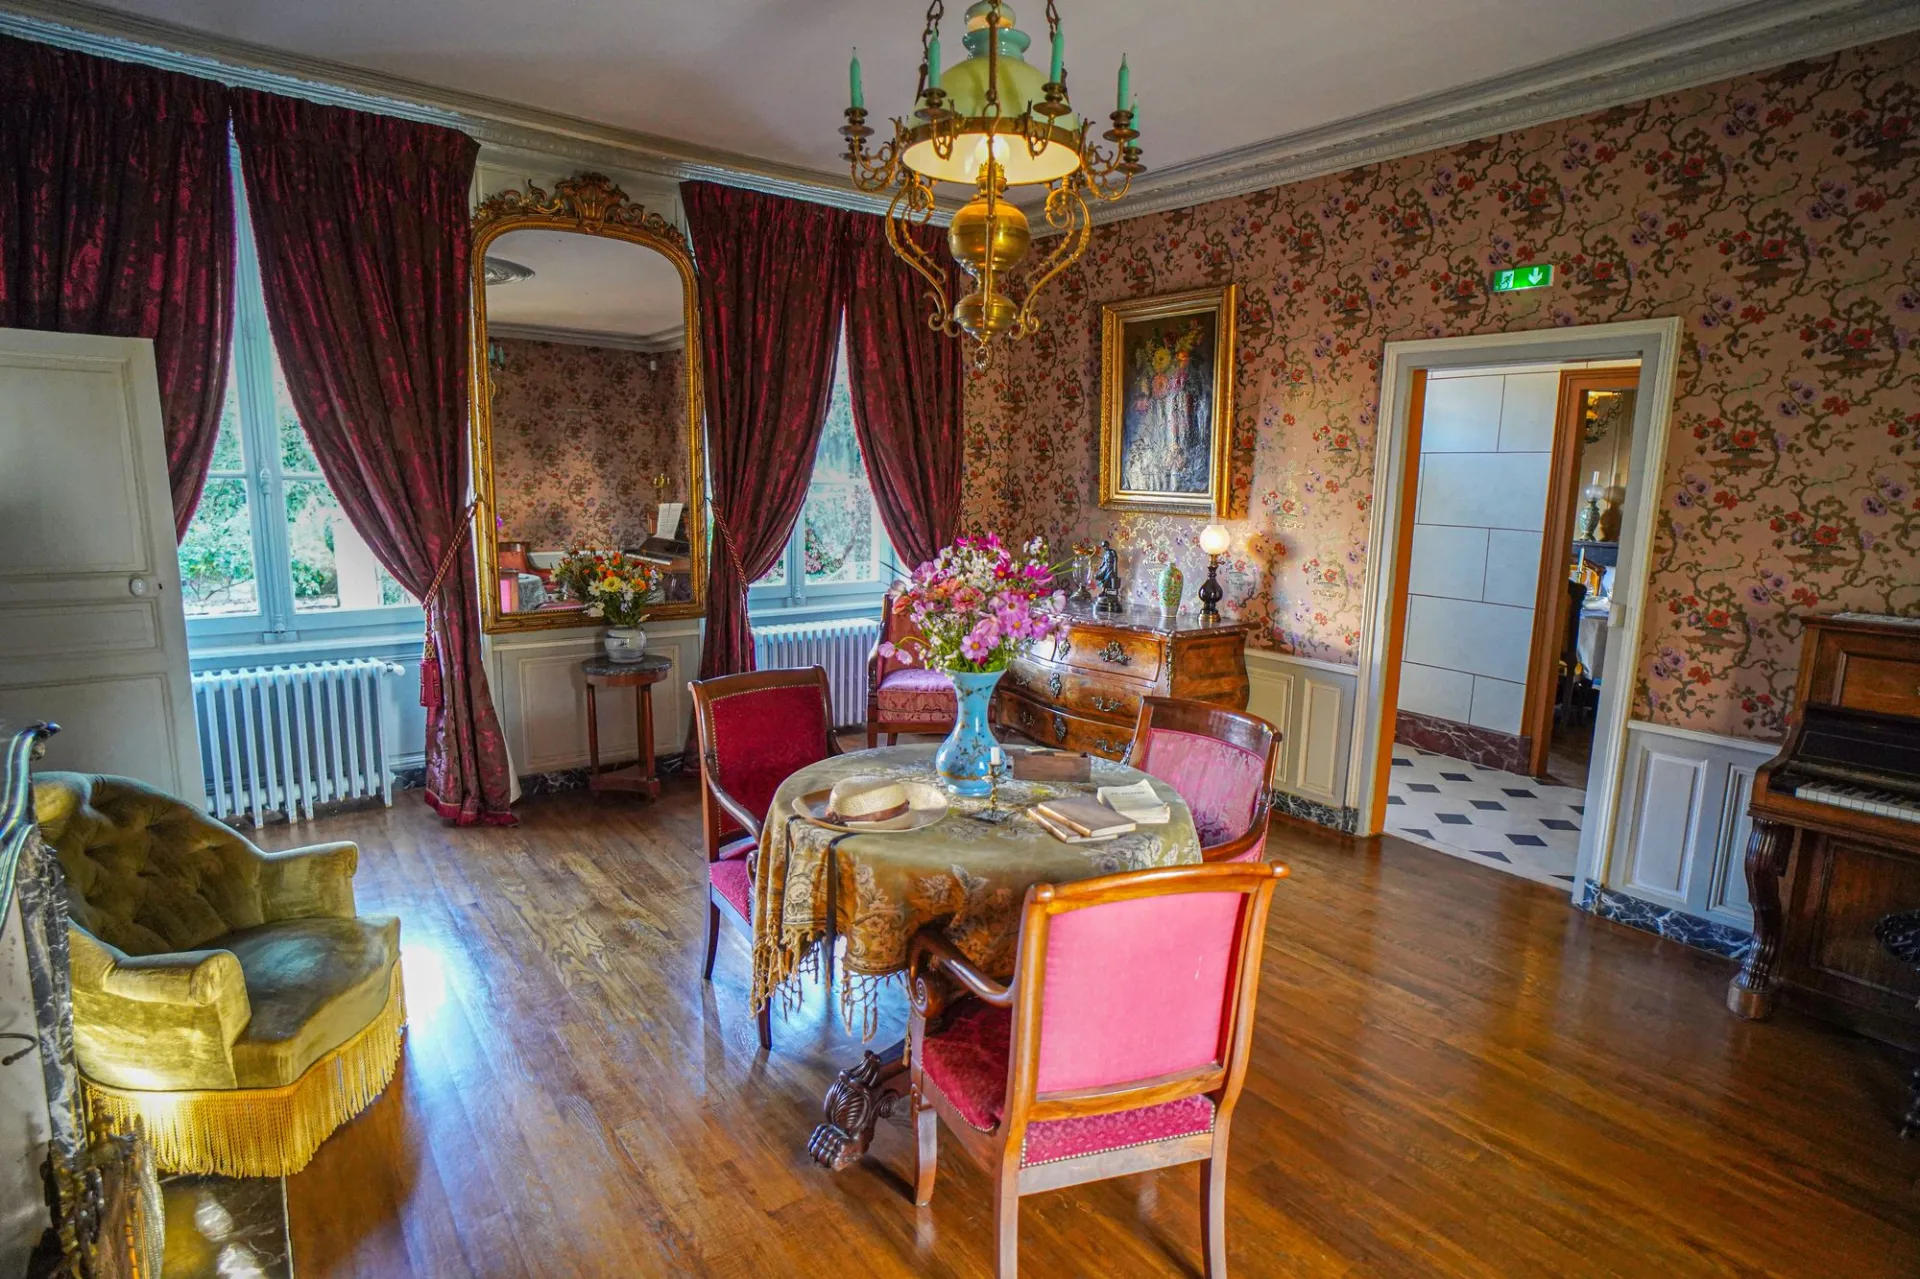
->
xmin=991 ymin=602 xmax=1251 ymax=760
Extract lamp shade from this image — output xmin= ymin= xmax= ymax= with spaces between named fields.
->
xmin=1199 ymin=524 xmax=1231 ymax=557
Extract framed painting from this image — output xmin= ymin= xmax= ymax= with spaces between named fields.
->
xmin=1098 ymin=284 xmax=1236 ymax=516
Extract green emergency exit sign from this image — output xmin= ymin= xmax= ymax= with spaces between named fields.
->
xmin=1493 ymin=263 xmax=1554 ymax=292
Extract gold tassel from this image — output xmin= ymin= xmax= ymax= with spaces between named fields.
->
xmin=85 ymin=965 xmax=407 ymax=1179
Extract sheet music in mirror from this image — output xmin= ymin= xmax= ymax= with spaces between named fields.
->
xmin=481 ymin=224 xmax=697 ymax=618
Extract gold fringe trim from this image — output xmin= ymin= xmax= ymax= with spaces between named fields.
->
xmin=84 ymin=964 xmax=407 ymax=1178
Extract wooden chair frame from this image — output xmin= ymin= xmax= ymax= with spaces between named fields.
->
xmin=866 ymin=585 xmax=958 ymax=747
xmin=907 ymin=862 xmax=1284 ymax=1278
xmin=1128 ymin=696 xmax=1281 ymax=863
xmin=687 ymin=665 xmax=840 ymax=1051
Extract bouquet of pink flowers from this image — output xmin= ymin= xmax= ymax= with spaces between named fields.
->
xmin=881 ymin=534 xmax=1068 ymax=674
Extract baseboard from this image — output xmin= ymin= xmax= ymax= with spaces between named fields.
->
xmin=1576 ymin=879 xmax=1755 ymax=960
xmin=1270 ymin=788 xmax=1359 ymax=835
xmin=1395 ymin=709 xmax=1531 ymax=775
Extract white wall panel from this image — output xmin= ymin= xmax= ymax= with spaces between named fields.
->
xmin=1248 ymin=651 xmax=1356 ymax=813
xmin=1418 ymin=375 xmax=1503 ymax=453
xmin=1482 ymin=528 xmax=1543 ymax=608
xmin=1403 ymin=595 xmax=1534 ymax=684
xmin=1408 ymin=524 xmax=1488 ymax=602
xmin=488 ymin=621 xmax=699 ymax=777
xmin=1399 ymin=661 xmax=1474 ymax=722
xmin=1496 ymin=371 xmax=1561 ymax=452
xmin=1419 ymin=452 xmax=1552 ymax=531
xmin=1468 ymin=676 xmax=1526 ymax=734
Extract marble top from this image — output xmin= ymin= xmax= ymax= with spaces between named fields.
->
xmin=580 ymin=654 xmax=673 ymax=680
xmin=1042 ymin=599 xmax=1249 ymax=637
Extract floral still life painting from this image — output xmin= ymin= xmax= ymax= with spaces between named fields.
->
xmin=1099 ymin=285 xmax=1236 ymax=515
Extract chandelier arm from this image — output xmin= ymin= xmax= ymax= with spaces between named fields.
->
xmin=1015 ymin=181 xmax=1091 ymax=336
xmin=885 ymin=178 xmax=955 ymax=331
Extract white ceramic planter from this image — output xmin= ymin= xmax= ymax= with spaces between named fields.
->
xmin=602 ymin=627 xmax=649 ymax=662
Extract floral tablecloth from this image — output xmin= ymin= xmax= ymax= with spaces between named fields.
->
xmin=751 ymin=744 xmax=1201 ymax=1037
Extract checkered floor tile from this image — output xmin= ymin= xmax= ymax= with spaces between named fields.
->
xmin=1384 ymin=745 xmax=1586 ymax=888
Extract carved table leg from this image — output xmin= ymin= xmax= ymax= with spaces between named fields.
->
xmin=807 ymin=1041 xmax=909 ymax=1171
xmin=1728 ymin=817 xmax=1792 ymax=1019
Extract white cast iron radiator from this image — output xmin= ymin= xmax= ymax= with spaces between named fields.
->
xmin=192 ymin=659 xmax=405 ymax=826
xmin=751 ymin=618 xmax=881 ymax=728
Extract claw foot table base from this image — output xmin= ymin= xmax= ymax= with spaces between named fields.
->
xmin=807 ymin=1043 xmax=908 ymax=1171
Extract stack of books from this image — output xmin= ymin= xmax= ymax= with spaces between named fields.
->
xmin=1095 ymin=779 xmax=1172 ymax=825
xmin=1030 ymin=796 xmax=1136 ymax=843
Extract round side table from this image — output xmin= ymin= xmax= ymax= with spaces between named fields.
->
xmin=581 ymin=654 xmax=672 ymax=799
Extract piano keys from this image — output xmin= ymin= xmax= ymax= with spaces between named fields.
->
xmin=1728 ymin=614 xmax=1920 ymax=1049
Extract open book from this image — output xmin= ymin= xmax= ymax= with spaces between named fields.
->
xmin=1095 ymin=779 xmax=1172 ymax=826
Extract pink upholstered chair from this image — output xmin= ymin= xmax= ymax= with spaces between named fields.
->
xmin=866 ymin=586 xmax=958 ymax=746
xmin=907 ymin=862 xmax=1285 ymax=1278
xmin=1129 ymin=697 xmax=1280 ymax=863
xmin=687 ymin=665 xmax=839 ymax=1050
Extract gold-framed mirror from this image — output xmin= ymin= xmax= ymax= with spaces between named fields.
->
xmin=470 ymin=173 xmax=706 ymax=632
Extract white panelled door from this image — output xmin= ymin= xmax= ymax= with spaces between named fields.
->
xmin=0 ymin=329 xmax=199 ymax=797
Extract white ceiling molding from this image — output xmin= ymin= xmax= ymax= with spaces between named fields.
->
xmin=1098 ymin=0 xmax=1920 ymax=227
xmin=0 ymin=0 xmax=1913 ymax=235
xmin=489 ymin=322 xmax=684 ymax=354
xmin=0 ymin=0 xmax=906 ymax=217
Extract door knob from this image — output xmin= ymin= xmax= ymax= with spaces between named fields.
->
xmin=128 ymin=576 xmax=150 ymax=596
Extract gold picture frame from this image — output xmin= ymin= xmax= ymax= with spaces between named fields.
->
xmin=1098 ymin=284 xmax=1236 ymax=516
xmin=469 ymin=173 xmax=708 ymax=633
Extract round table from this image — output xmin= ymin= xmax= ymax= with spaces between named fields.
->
xmin=580 ymin=654 xmax=672 ymax=798
xmin=751 ymin=744 xmax=1203 ymax=1169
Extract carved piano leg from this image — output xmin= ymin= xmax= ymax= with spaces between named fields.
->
xmin=1728 ymin=817 xmax=1792 ymax=1019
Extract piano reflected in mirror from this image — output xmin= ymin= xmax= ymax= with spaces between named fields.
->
xmin=1729 ymin=614 xmax=1920 ymax=1048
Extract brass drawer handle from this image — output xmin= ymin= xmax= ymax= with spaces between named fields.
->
xmin=1093 ymin=736 xmax=1125 ymax=755
xmin=1052 ymin=713 xmax=1068 ymax=744
xmin=1098 ymin=641 xmax=1131 ymax=666
xmin=1091 ymin=694 xmax=1125 ymax=713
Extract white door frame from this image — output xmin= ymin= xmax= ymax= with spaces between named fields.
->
xmin=1349 ymin=316 xmax=1683 ymax=896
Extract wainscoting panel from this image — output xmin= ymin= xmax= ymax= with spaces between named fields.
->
xmin=1607 ymin=721 xmax=1777 ymax=931
xmin=487 ymin=622 xmax=700 ymax=777
xmin=1246 ymin=651 xmax=1357 ymax=819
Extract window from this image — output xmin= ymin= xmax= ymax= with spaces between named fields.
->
xmin=749 ymin=333 xmax=899 ymax=615
xmin=180 ymin=147 xmax=417 ymax=647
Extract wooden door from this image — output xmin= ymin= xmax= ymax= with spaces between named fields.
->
xmin=0 ymin=329 xmax=199 ymax=797
xmin=1521 ymin=367 xmax=1640 ymax=777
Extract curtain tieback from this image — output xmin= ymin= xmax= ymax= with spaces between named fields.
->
xmin=711 ymin=511 xmax=751 ymax=598
xmin=419 ymin=499 xmax=480 ymax=711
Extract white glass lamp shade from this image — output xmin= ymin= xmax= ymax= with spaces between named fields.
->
xmin=1198 ymin=524 xmax=1232 ymax=557
xmin=902 ymin=1 xmax=1081 ymax=186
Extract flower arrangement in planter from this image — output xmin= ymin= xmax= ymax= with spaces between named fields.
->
xmin=881 ymin=534 xmax=1067 ymax=795
xmin=556 ymin=548 xmax=663 ymax=661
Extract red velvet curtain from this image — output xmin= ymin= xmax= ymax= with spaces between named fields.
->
xmin=842 ymin=216 xmax=965 ymax=571
xmin=683 ymin=182 xmax=855 ymax=682
xmin=232 ymin=91 xmax=513 ymax=826
xmin=0 ymin=35 xmax=234 ymax=537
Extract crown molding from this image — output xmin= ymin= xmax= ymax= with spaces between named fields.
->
xmin=1097 ymin=0 xmax=1920 ymax=226
xmin=489 ymin=322 xmax=684 ymax=354
xmin=3 ymin=0 xmax=1913 ymax=233
xmin=0 ymin=0 xmax=910 ymax=217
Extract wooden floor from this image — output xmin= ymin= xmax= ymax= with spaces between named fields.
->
xmin=259 ymin=775 xmax=1920 ymax=1278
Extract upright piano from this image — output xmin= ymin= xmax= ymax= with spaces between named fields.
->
xmin=1728 ymin=614 xmax=1920 ymax=1047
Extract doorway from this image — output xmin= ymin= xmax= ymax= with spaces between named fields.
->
xmin=1350 ymin=319 xmax=1683 ymax=896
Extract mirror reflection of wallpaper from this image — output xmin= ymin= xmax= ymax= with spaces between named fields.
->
xmin=490 ymin=337 xmax=688 ymax=550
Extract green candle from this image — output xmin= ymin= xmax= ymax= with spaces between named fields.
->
xmin=1129 ymin=94 xmax=1139 ymax=135
xmin=928 ymin=33 xmax=942 ymax=87
xmin=1116 ymin=54 xmax=1129 ymax=114
xmin=1049 ymin=28 xmax=1064 ymax=84
xmin=849 ymin=48 xmax=864 ymax=110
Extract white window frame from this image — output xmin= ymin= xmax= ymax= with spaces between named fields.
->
xmin=186 ymin=144 xmax=422 ymax=652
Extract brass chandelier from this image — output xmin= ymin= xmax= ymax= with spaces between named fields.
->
xmin=842 ymin=0 xmax=1142 ymax=366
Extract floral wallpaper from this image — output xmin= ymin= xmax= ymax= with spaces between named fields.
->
xmin=490 ymin=337 xmax=689 ymax=550
xmin=961 ymin=35 xmax=1920 ymax=741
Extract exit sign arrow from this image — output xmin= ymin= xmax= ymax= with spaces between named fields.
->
xmin=1493 ymin=262 xmax=1555 ymax=293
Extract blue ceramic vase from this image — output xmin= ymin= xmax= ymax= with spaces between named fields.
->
xmin=934 ymin=669 xmax=1004 ymax=797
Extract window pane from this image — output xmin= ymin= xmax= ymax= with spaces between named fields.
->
xmin=287 ymin=477 xmax=409 ymax=613
xmin=275 ymin=359 xmax=321 ymax=472
xmin=755 ymin=555 xmax=788 ymax=588
xmin=803 ymin=344 xmax=879 ymax=585
xmin=210 ymin=366 xmax=244 ymax=471
xmin=180 ymin=476 xmax=258 ymax=617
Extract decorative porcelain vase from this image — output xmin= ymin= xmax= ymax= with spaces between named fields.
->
xmin=1157 ymin=562 xmax=1184 ymax=613
xmin=602 ymin=627 xmax=648 ymax=662
xmin=934 ymin=669 xmax=1004 ymax=798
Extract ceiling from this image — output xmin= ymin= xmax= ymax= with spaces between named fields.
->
xmin=483 ymin=228 xmax=684 ymax=346
xmin=65 ymin=0 xmax=1768 ymax=184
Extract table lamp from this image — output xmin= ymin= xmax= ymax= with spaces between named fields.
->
xmin=1197 ymin=524 xmax=1231 ymax=623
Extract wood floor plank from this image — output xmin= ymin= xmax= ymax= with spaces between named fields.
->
xmin=265 ymin=783 xmax=1920 ymax=1277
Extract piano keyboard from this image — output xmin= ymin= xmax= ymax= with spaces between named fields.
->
xmin=1792 ymin=781 xmax=1920 ymax=824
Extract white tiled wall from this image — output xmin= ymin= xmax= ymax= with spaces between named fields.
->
xmin=1402 ymin=371 xmax=1557 ymax=736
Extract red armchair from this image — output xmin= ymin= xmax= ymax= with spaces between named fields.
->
xmin=866 ymin=586 xmax=958 ymax=747
xmin=1129 ymin=697 xmax=1280 ymax=863
xmin=908 ymin=862 xmax=1285 ymax=1278
xmin=687 ymin=665 xmax=839 ymax=1051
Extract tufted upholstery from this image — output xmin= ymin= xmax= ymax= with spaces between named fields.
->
xmin=33 ymin=772 xmax=403 ymax=1122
